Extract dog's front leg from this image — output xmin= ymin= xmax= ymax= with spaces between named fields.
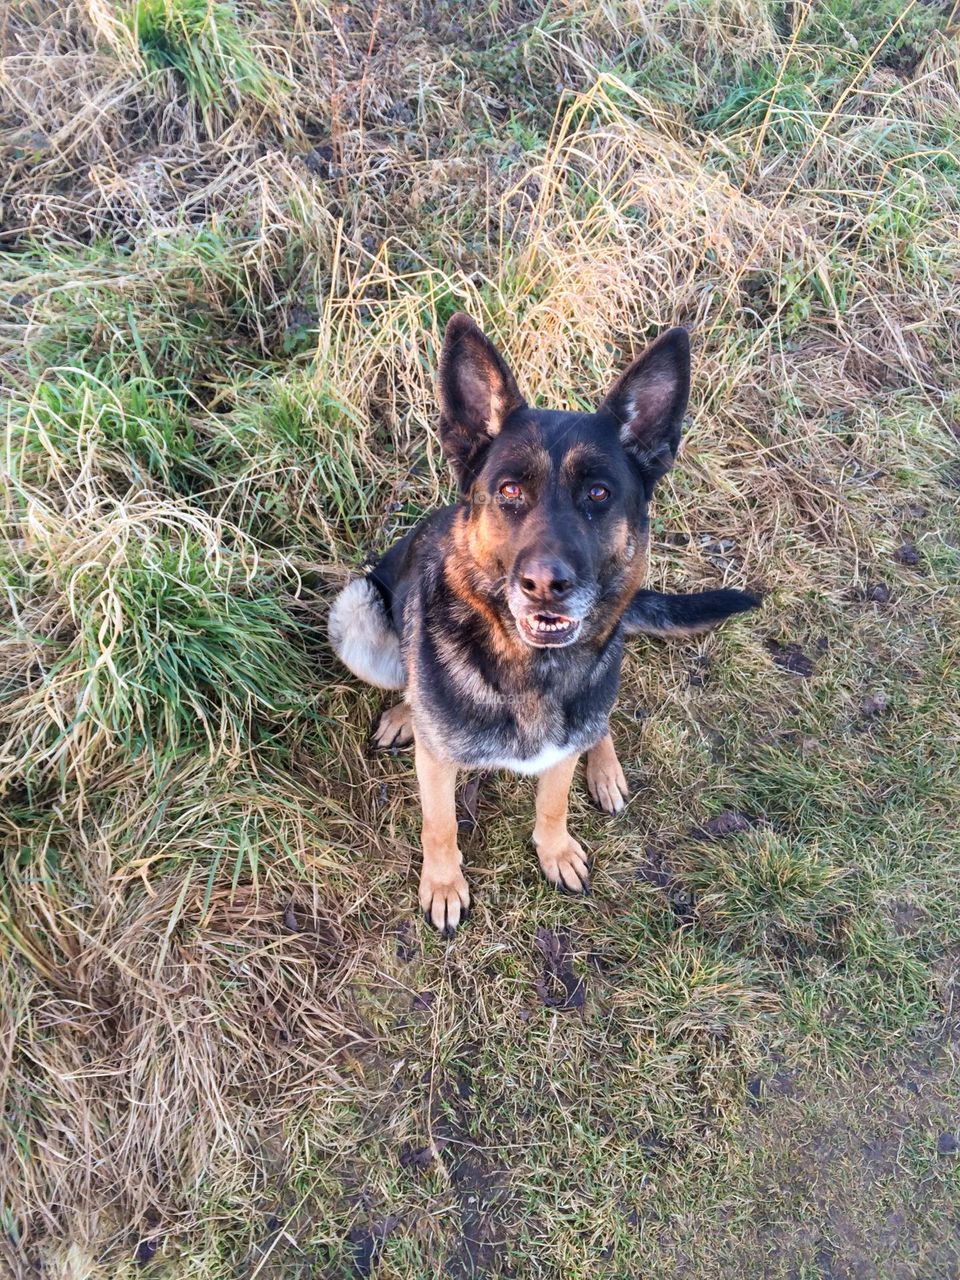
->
xmin=533 ymin=753 xmax=590 ymax=894
xmin=415 ymin=740 xmax=470 ymax=936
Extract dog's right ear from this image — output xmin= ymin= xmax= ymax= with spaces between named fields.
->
xmin=438 ymin=313 xmax=526 ymax=487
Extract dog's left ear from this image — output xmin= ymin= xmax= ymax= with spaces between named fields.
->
xmin=438 ymin=313 xmax=526 ymax=487
xmin=601 ymin=327 xmax=690 ymax=491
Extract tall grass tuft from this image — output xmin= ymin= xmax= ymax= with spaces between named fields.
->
xmin=1 ymin=491 xmax=309 ymax=793
xmin=9 ymin=365 xmax=206 ymax=491
xmin=127 ymin=0 xmax=273 ymax=121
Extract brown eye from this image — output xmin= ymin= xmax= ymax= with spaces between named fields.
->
xmin=499 ymin=481 xmax=523 ymax=500
xmin=588 ymin=484 xmax=610 ymax=502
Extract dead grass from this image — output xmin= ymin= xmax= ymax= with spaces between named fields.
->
xmin=2 ymin=0 xmax=960 ymax=1275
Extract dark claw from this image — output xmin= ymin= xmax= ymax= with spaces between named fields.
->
xmin=557 ymin=872 xmax=590 ymax=896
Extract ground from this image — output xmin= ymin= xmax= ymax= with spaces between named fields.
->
xmin=1 ymin=1 xmax=960 ymax=1276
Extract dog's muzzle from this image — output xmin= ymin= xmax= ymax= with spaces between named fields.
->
xmin=507 ymin=582 xmax=597 ymax=649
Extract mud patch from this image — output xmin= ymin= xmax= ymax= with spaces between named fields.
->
xmin=458 ymin=771 xmax=490 ymax=836
xmin=692 ymin=810 xmax=754 ymax=839
xmin=424 ymin=1062 xmax=518 ymax=1278
xmin=394 ymin=919 xmax=417 ymax=962
xmin=765 ymin=639 xmax=816 ymax=676
xmin=347 ymin=1215 xmax=400 ymax=1277
xmin=443 ymin=1154 xmax=514 ymax=1279
xmin=533 ymin=928 xmax=586 ymax=1011
xmin=893 ymin=542 xmax=921 ymax=566
xmin=723 ymin=1042 xmax=960 ymax=1279
xmin=636 ymin=847 xmax=697 ymax=925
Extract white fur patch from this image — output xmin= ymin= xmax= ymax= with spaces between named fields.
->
xmin=497 ymin=741 xmax=574 ymax=777
xmin=328 ymin=578 xmax=406 ymax=691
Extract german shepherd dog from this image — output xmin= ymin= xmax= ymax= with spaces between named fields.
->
xmin=329 ymin=315 xmax=757 ymax=935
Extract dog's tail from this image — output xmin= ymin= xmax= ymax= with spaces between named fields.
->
xmin=328 ymin=577 xmax=406 ymax=690
xmin=623 ymin=588 xmax=760 ymax=638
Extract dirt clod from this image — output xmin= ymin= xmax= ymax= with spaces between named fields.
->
xmin=636 ymin=847 xmax=672 ymax=890
xmin=894 ymin=542 xmax=921 ymax=565
xmin=458 ymin=772 xmax=489 ymax=834
xmin=400 ymin=1140 xmax=445 ymax=1169
xmin=395 ymin=920 xmax=416 ymax=962
xmin=135 ymin=1238 xmax=158 ymax=1265
xmin=636 ymin=848 xmax=698 ymax=924
xmin=860 ymin=692 xmax=888 ymax=717
xmin=698 ymin=810 xmax=753 ymax=838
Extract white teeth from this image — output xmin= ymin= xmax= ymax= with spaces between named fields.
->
xmin=529 ymin=617 xmax=572 ymax=633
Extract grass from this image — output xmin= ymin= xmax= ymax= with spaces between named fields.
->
xmin=128 ymin=0 xmax=274 ymax=122
xmin=2 ymin=0 xmax=960 ymax=1275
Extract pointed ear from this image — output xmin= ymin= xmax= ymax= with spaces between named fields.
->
xmin=601 ymin=327 xmax=690 ymax=491
xmin=437 ymin=313 xmax=526 ymax=487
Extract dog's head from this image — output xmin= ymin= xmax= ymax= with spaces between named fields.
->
xmin=437 ymin=313 xmax=689 ymax=648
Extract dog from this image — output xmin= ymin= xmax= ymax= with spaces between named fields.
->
xmin=329 ymin=314 xmax=758 ymax=935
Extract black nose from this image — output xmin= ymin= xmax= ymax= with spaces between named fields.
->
xmin=518 ymin=558 xmax=575 ymax=604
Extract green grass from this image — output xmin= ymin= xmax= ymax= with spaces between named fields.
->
xmin=9 ymin=365 xmax=204 ymax=490
xmin=2 ymin=0 xmax=960 ymax=1276
xmin=128 ymin=0 xmax=274 ymax=122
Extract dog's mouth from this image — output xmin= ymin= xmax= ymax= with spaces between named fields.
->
xmin=516 ymin=611 xmax=582 ymax=648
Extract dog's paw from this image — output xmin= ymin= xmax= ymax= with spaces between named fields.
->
xmin=419 ymin=866 xmax=470 ymax=937
xmin=372 ymin=702 xmax=414 ymax=750
xmin=585 ymin=742 xmax=629 ymax=815
xmin=536 ymin=836 xmax=591 ymax=894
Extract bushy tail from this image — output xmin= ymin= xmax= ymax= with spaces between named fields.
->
xmin=623 ymin=588 xmax=759 ymax=638
xmin=327 ymin=578 xmax=406 ymax=690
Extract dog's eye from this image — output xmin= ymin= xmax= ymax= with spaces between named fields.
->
xmin=499 ymin=482 xmax=523 ymax=501
xmin=587 ymin=484 xmax=610 ymax=502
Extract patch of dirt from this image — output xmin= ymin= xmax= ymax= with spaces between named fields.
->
xmin=693 ymin=810 xmax=754 ymax=839
xmin=394 ymin=919 xmax=417 ymax=962
xmin=533 ymin=928 xmax=586 ymax=1011
xmin=458 ymin=771 xmax=490 ymax=836
xmin=893 ymin=542 xmax=921 ymax=566
xmin=636 ymin=847 xmax=698 ymax=925
xmin=425 ymin=1064 xmax=517 ymax=1278
xmin=443 ymin=1153 xmax=514 ymax=1279
xmin=859 ymin=692 xmax=888 ymax=718
xmin=765 ymin=639 xmax=816 ymax=676
xmin=886 ymin=898 xmax=929 ymax=938
xmin=347 ymin=1215 xmax=400 ymax=1277
xmin=720 ymin=1042 xmax=960 ymax=1279
xmin=399 ymin=1139 xmax=446 ymax=1170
